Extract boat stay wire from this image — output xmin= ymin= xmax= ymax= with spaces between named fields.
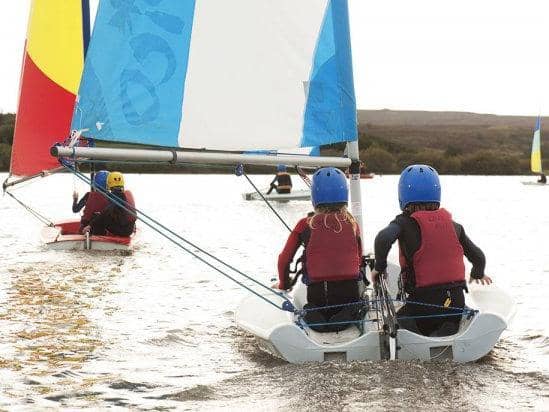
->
xmin=63 ymin=162 xmax=295 ymax=313
xmin=236 ymin=166 xmax=292 ymax=233
xmin=4 ymin=190 xmax=54 ymax=227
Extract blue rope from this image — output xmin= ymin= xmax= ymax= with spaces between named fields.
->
xmin=397 ymin=312 xmax=473 ymax=320
xmin=396 ymin=299 xmax=477 ymax=314
xmin=63 ymin=163 xmax=294 ymax=313
xmin=301 ymin=299 xmax=374 ymax=313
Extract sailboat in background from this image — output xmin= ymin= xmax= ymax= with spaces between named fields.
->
xmin=522 ymin=116 xmax=547 ymax=185
xmin=41 ymin=0 xmax=512 ymax=362
xmin=3 ymin=0 xmax=135 ymax=250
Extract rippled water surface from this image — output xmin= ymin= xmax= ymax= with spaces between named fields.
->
xmin=0 ymin=174 xmax=547 ymax=410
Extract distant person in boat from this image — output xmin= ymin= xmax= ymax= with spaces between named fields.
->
xmin=538 ymin=173 xmax=547 ymax=184
xmin=266 ymin=164 xmax=292 ymax=195
xmin=82 ymin=171 xmax=136 ymax=237
xmin=371 ymin=164 xmax=492 ymax=337
xmin=73 ymin=170 xmax=109 ymax=213
xmin=275 ymin=167 xmax=363 ymax=332
xmin=77 ymin=170 xmax=112 ymax=233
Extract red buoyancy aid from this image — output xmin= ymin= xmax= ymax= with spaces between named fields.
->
xmin=408 ymin=208 xmax=465 ymax=288
xmin=304 ymin=214 xmax=360 ymax=283
xmin=81 ymin=191 xmax=110 ymax=224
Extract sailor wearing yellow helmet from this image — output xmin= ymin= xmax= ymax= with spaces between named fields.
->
xmin=82 ymin=171 xmax=136 ymax=237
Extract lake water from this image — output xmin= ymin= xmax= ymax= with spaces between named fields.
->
xmin=0 ymin=173 xmax=547 ymax=410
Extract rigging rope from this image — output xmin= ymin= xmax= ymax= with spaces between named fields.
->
xmin=64 ymin=163 xmax=294 ymax=313
xmin=240 ymin=170 xmax=292 ymax=232
xmin=4 ymin=191 xmax=54 ymax=227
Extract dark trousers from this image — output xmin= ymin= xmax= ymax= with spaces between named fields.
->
xmin=304 ymin=279 xmax=361 ymax=332
xmin=397 ymin=286 xmax=465 ymax=336
xmin=91 ymin=212 xmax=135 ymax=237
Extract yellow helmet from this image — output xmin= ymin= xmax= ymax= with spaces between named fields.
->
xmin=107 ymin=171 xmax=124 ymax=189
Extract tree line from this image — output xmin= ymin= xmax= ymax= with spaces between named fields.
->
xmin=0 ymin=111 xmax=545 ymax=175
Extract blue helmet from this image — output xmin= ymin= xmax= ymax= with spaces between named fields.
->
xmin=311 ymin=167 xmax=348 ymax=207
xmin=94 ymin=170 xmax=109 ymax=191
xmin=398 ymin=164 xmax=441 ymax=210
xmin=277 ymin=164 xmax=287 ymax=172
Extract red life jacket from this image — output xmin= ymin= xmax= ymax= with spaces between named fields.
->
xmin=401 ymin=208 xmax=465 ymax=288
xmin=81 ymin=191 xmax=110 ymax=224
xmin=304 ymin=213 xmax=360 ymax=283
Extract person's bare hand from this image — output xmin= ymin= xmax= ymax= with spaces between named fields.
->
xmin=82 ymin=225 xmax=91 ymax=234
xmin=469 ymin=275 xmax=492 ymax=285
xmin=72 ymin=191 xmax=78 ymax=201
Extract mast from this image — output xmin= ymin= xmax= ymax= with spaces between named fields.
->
xmin=346 ymin=140 xmax=364 ymax=239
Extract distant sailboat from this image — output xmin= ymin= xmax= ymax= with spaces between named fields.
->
xmin=522 ymin=116 xmax=547 ymax=185
xmin=3 ymin=0 xmax=135 ymax=250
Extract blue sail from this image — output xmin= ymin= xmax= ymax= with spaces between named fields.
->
xmin=72 ymin=0 xmax=357 ymax=151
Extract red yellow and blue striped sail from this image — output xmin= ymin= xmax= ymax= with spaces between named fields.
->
xmin=10 ymin=0 xmax=89 ymax=177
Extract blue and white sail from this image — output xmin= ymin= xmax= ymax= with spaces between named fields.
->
xmin=72 ymin=0 xmax=357 ymax=151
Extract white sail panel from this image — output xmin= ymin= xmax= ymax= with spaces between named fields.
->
xmin=178 ymin=1 xmax=326 ymax=150
xmin=71 ymin=0 xmax=357 ymax=150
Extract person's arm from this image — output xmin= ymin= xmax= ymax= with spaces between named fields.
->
xmin=73 ymin=192 xmax=89 ymax=213
xmin=276 ymin=219 xmax=307 ymax=290
xmin=455 ymin=223 xmax=490 ymax=283
xmin=373 ymin=221 xmax=401 ymax=273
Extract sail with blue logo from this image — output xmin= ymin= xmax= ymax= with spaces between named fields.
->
xmin=72 ymin=0 xmax=357 ymax=152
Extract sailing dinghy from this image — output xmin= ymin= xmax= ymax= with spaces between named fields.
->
xmin=48 ymin=0 xmax=513 ymax=362
xmin=242 ymin=189 xmax=311 ymax=202
xmin=3 ymin=0 xmax=135 ymax=251
xmin=522 ymin=116 xmax=547 ymax=185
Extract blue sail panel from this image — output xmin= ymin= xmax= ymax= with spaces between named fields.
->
xmin=72 ymin=0 xmax=196 ymax=146
xmin=302 ymin=0 xmax=357 ymax=147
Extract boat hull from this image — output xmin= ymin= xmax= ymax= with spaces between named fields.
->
xmin=41 ymin=220 xmax=134 ymax=251
xmin=242 ymin=189 xmax=311 ymax=201
xmin=235 ymin=270 xmax=515 ymax=363
xmin=521 ymin=181 xmax=547 ymax=186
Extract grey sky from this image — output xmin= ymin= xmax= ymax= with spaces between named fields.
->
xmin=0 ymin=0 xmax=548 ymax=115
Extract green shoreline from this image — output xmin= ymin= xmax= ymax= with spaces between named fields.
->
xmin=1 ymin=110 xmax=546 ymax=175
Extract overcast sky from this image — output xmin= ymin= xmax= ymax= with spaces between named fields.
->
xmin=0 ymin=0 xmax=548 ymax=116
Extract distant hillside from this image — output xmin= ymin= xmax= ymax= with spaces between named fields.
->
xmin=358 ymin=109 xmax=545 ymax=128
xmin=0 ymin=110 xmax=545 ymax=174
xmin=351 ymin=110 xmax=544 ymax=175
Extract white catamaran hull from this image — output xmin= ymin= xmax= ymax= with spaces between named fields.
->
xmin=242 ymin=189 xmax=311 ymax=201
xmin=235 ymin=273 xmax=515 ymax=363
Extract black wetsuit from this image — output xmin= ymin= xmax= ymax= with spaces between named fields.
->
xmin=72 ymin=193 xmax=90 ymax=213
xmin=266 ymin=173 xmax=292 ymax=194
xmin=374 ymin=213 xmax=486 ymax=336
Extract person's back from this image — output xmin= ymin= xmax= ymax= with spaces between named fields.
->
xmin=106 ymin=186 xmax=136 ymax=236
xmin=78 ymin=170 xmax=110 ymax=232
xmin=82 ymin=171 xmax=136 ymax=237
xmin=276 ymin=167 xmax=362 ymax=332
xmin=267 ymin=165 xmax=293 ymax=194
xmin=372 ymin=164 xmax=492 ymax=337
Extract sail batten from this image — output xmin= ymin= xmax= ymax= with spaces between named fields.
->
xmin=73 ymin=0 xmax=357 ymax=152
